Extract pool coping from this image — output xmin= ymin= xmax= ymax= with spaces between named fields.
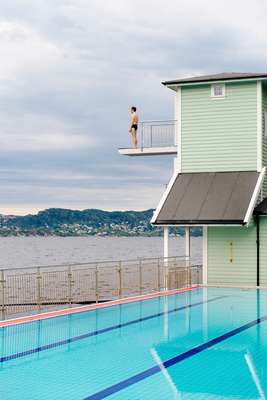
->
xmin=0 ymin=285 xmax=200 ymax=328
xmin=205 ymin=284 xmax=267 ymax=290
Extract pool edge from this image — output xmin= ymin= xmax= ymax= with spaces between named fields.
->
xmin=0 ymin=285 xmax=201 ymax=328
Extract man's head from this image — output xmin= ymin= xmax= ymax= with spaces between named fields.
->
xmin=131 ymin=106 xmax=137 ymax=113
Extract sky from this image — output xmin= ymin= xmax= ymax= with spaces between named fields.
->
xmin=1 ymin=0 xmax=267 ymax=215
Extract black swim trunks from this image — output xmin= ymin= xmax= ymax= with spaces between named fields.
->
xmin=131 ymin=124 xmax=138 ymax=130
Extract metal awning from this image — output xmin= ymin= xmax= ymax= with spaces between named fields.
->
xmin=152 ymin=170 xmax=265 ymax=226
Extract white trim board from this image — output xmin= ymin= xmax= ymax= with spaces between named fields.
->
xmin=165 ymin=77 xmax=267 ymax=91
xmin=244 ymin=167 xmax=266 ymax=224
xmin=257 ymin=81 xmax=263 ymax=172
xmin=154 ymin=224 xmax=245 ymax=227
xmin=150 ymin=169 xmax=179 ymax=224
xmin=175 ymin=87 xmax=182 ymax=172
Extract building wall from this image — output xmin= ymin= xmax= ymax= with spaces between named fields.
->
xmin=181 ymin=81 xmax=258 ymax=172
xmin=207 ymin=224 xmax=257 ymax=285
xmin=207 ymin=219 xmax=267 ymax=286
xmin=262 ymin=84 xmax=267 ymax=196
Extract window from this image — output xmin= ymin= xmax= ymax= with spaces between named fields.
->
xmin=211 ymin=83 xmax=225 ymax=98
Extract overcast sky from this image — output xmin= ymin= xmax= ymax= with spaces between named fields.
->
xmin=1 ymin=0 xmax=267 ymax=215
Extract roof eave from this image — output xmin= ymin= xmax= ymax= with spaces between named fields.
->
xmin=153 ymin=220 xmax=245 ymax=226
xmin=162 ymin=76 xmax=267 ymax=89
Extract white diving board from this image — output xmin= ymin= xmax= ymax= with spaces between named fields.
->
xmin=118 ymin=146 xmax=177 ymax=156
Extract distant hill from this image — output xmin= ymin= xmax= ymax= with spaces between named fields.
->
xmin=0 ymin=208 xmax=202 ymax=237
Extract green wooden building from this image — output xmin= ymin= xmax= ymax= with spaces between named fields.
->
xmin=119 ymin=72 xmax=267 ymax=287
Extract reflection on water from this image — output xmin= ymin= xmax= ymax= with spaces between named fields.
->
xmin=1 ymin=288 xmax=267 ymax=400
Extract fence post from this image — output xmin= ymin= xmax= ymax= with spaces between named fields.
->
xmin=188 ymin=266 xmax=192 ymax=287
xmin=36 ymin=267 xmax=41 ymax=310
xmin=68 ymin=266 xmax=73 ymax=306
xmin=118 ymin=261 xmax=122 ymax=298
xmin=150 ymin=125 xmax=153 ymax=147
xmin=139 ymin=259 xmax=142 ymax=295
xmin=0 ymin=270 xmax=5 ymax=319
xmin=95 ymin=265 xmax=99 ymax=303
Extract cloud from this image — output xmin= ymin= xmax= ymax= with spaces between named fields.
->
xmin=0 ymin=113 xmax=96 ymax=152
xmin=1 ymin=0 xmax=267 ymax=213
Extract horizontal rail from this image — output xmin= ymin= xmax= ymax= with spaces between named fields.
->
xmin=0 ymin=255 xmax=188 ymax=272
xmin=140 ymin=119 xmax=176 ymax=124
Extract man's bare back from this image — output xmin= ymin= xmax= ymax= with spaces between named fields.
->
xmin=129 ymin=106 xmax=139 ymax=148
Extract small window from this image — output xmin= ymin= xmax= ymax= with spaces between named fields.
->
xmin=211 ymin=83 xmax=225 ymax=98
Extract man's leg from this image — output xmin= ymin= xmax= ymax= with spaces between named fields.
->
xmin=131 ymin=128 xmax=138 ymax=148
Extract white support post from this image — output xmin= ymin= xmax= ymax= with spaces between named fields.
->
xmin=164 ymin=226 xmax=169 ymax=259
xmin=163 ymin=226 xmax=169 ymax=337
xmin=185 ymin=227 xmax=191 ymax=267
xmin=163 ymin=226 xmax=169 ymax=291
xmin=184 ymin=227 xmax=191 ymax=332
xmin=203 ymin=226 xmax=208 ymax=285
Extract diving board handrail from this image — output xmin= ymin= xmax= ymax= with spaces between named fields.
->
xmin=138 ymin=120 xmax=177 ymax=150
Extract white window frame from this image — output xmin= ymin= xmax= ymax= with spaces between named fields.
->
xmin=210 ymin=83 xmax=226 ymax=99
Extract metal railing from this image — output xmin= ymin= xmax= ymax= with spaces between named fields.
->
xmin=139 ymin=120 xmax=176 ymax=149
xmin=0 ymin=256 xmax=202 ymax=320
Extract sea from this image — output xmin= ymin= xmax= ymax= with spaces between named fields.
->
xmin=0 ymin=236 xmax=202 ymax=270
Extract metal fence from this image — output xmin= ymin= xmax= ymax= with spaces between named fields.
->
xmin=139 ymin=120 xmax=176 ymax=149
xmin=0 ymin=256 xmax=202 ymax=320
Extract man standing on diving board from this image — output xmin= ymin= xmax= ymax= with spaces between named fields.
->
xmin=129 ymin=106 xmax=139 ymax=148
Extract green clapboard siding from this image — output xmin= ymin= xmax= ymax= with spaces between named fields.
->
xmin=259 ymin=217 xmax=267 ymax=286
xmin=208 ymin=225 xmax=257 ymax=285
xmin=262 ymin=84 xmax=267 ymax=197
xmin=181 ymin=82 xmax=257 ymax=172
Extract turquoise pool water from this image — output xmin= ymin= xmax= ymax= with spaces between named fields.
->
xmin=0 ymin=287 xmax=267 ymax=399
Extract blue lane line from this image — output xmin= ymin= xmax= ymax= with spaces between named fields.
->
xmin=0 ymin=294 xmax=226 ymax=364
xmin=84 ymin=315 xmax=267 ymax=400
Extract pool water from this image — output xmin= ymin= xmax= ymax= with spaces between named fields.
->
xmin=1 ymin=287 xmax=267 ymax=399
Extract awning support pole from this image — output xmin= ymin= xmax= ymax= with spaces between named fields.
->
xmin=163 ymin=226 xmax=169 ymax=290
xmin=185 ymin=227 xmax=190 ymax=267
xmin=164 ymin=226 xmax=169 ymax=259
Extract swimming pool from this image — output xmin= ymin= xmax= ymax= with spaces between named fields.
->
xmin=0 ymin=286 xmax=267 ymax=399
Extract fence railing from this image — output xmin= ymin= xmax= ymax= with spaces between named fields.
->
xmin=139 ymin=120 xmax=176 ymax=149
xmin=0 ymin=256 xmax=202 ymax=320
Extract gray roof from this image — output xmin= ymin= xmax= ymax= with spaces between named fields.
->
xmin=153 ymin=171 xmax=260 ymax=225
xmin=254 ymin=198 xmax=267 ymax=215
xmin=162 ymin=72 xmax=267 ymax=86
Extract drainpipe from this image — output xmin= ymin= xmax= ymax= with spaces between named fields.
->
xmin=256 ymin=214 xmax=260 ymax=287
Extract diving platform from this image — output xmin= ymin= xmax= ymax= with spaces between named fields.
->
xmin=118 ymin=146 xmax=177 ymax=156
xmin=119 ymin=120 xmax=177 ymax=156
